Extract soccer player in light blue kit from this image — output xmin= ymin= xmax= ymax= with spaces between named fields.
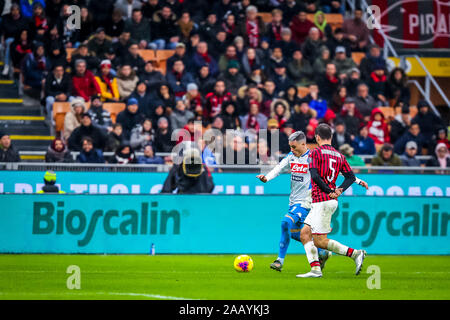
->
xmin=257 ymin=131 xmax=368 ymax=271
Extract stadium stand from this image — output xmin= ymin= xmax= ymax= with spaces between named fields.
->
xmin=0 ymin=0 xmax=447 ymax=170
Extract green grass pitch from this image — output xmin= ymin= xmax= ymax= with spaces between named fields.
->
xmin=0 ymin=254 xmax=449 ymax=300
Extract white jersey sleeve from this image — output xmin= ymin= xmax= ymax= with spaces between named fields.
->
xmin=265 ymin=155 xmax=290 ymax=182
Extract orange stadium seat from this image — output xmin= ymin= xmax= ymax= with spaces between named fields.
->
xmin=379 ymin=107 xmax=395 ymax=122
xmin=297 ymin=87 xmax=310 ymax=98
xmin=53 ymin=102 xmax=71 ymax=132
xmin=351 ymin=52 xmax=366 ymax=66
xmin=66 ymin=48 xmax=75 ymax=62
xmin=138 ymin=49 xmax=156 ymax=62
xmin=103 ymin=103 xmax=126 ymax=124
xmin=257 ymin=12 xmax=273 ymax=23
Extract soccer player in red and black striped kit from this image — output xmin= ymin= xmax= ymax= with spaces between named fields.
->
xmin=297 ymin=123 xmax=366 ymax=278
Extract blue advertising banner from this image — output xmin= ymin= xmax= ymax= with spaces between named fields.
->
xmin=0 ymin=171 xmax=448 ymax=196
xmin=0 ymin=194 xmax=448 ymax=254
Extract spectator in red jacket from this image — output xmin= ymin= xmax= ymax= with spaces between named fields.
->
xmin=367 ymin=108 xmax=390 ymax=146
xmin=71 ymin=59 xmax=101 ymax=102
xmin=204 ymin=80 xmax=232 ymax=123
xmin=290 ymin=10 xmax=315 ymax=45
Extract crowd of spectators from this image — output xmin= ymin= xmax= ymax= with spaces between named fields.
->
xmin=0 ymin=0 xmax=448 ymax=168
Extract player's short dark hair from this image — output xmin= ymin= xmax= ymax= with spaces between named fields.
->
xmin=315 ymin=123 xmax=333 ymax=140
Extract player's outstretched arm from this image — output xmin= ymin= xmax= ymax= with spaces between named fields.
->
xmin=354 ymin=176 xmax=369 ymax=190
xmin=258 ymin=156 xmax=290 ymax=183
xmin=256 ymin=175 xmax=268 ymax=183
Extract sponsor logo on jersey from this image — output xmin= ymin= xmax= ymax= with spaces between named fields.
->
xmin=291 ymin=163 xmax=308 ymax=173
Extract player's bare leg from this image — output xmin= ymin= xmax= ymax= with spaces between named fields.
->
xmin=313 ymin=234 xmax=367 ymax=275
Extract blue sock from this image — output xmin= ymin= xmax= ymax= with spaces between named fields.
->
xmin=318 ymin=248 xmax=327 ymax=257
xmin=278 ymin=217 xmax=294 ymax=260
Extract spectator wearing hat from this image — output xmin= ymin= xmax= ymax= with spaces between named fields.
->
xmin=87 ymin=27 xmax=112 ymax=61
xmin=124 ymin=8 xmax=151 ymax=49
xmin=129 ymin=81 xmax=153 ymax=118
xmin=116 ymin=97 xmax=146 ymax=141
xmin=71 ymin=59 xmax=101 ymax=102
xmin=237 ymin=5 xmax=266 ymax=48
xmin=287 ymin=49 xmax=314 ymax=87
xmin=342 ymin=8 xmax=369 ymax=52
xmin=154 ymin=117 xmax=175 ymax=153
xmin=166 ymin=59 xmax=195 ymax=98
xmin=150 ymin=5 xmax=179 ymax=50
xmin=44 ymin=64 xmax=73 ymax=120
xmin=338 ymin=97 xmax=363 ymax=137
xmin=95 ymin=60 xmax=120 ymax=102
xmin=354 ymin=83 xmax=377 ymax=121
xmin=400 ymin=141 xmax=421 ymax=167
xmin=77 ymin=137 xmax=105 ymax=164
xmin=367 ymin=107 xmax=390 ymax=146
xmin=390 ymin=105 xmax=411 ymax=144
xmin=352 ymin=125 xmax=376 ymax=155
xmin=270 ymin=99 xmax=291 ymax=129
xmin=139 ymin=61 xmax=165 ymax=94
xmin=115 ymin=0 xmax=142 ymax=20
xmin=87 ymin=95 xmax=113 ymax=133
xmin=332 ymin=46 xmax=356 ymax=78
xmin=167 ymin=42 xmax=190 ymax=73
xmin=344 ymin=67 xmax=363 ymax=97
xmin=371 ymin=143 xmax=402 ymax=166
xmin=426 ymin=143 xmax=450 ymax=169
xmin=138 ymin=144 xmax=164 ymax=164
xmin=117 ymin=64 xmax=139 ymax=100
xmin=359 ymin=44 xmax=387 ymax=81
xmin=313 ymin=10 xmax=333 ymax=40
xmin=326 ymin=28 xmax=351 ymax=59
xmin=290 ymin=10 xmax=314 ymax=46
xmin=45 ymin=138 xmax=72 ymax=163
xmin=37 ymin=170 xmax=66 ymax=194
xmin=271 ymin=61 xmax=293 ymax=95
xmin=218 ymin=60 xmax=247 ymax=96
xmin=332 ymin=120 xmax=352 ymax=150
xmin=0 ymin=132 xmax=21 ymax=162
xmin=183 ymin=83 xmax=204 ymax=118
xmin=412 ymin=100 xmax=444 ymax=147
xmin=340 ymin=143 xmax=365 ymax=167
xmin=394 ymin=121 xmax=425 ymax=155
xmin=368 ymin=65 xmax=389 ymax=106
xmin=63 ymin=98 xmax=86 ymax=141
xmin=68 ymin=113 xmax=107 ymax=151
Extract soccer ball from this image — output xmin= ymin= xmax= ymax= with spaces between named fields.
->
xmin=234 ymin=255 xmax=254 ymax=272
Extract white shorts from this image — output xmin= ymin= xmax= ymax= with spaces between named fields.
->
xmin=304 ymin=200 xmax=338 ymax=234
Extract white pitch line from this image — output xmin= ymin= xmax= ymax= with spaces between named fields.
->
xmin=0 ymin=291 xmax=200 ymax=300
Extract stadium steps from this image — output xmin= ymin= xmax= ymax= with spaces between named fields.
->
xmin=0 ymin=79 xmax=52 ymax=161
